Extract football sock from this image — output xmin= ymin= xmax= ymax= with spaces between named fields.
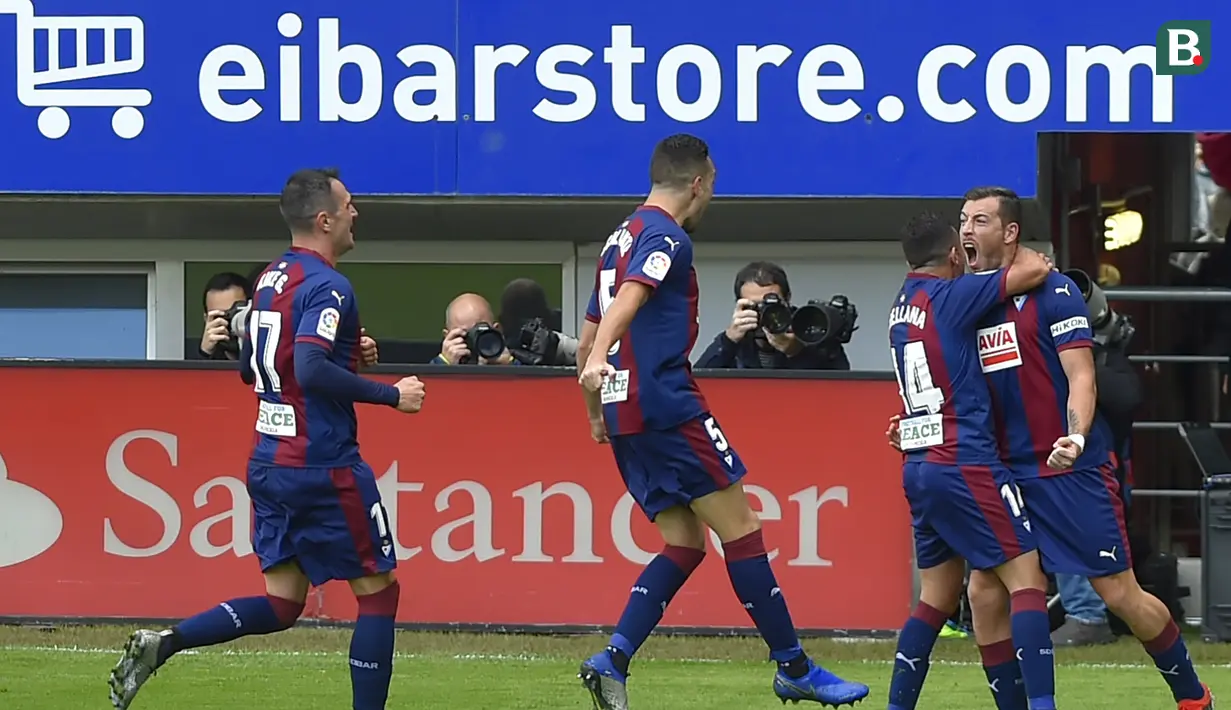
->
xmin=1143 ymin=620 xmax=1206 ymax=701
xmin=887 ymin=602 xmax=948 ymax=709
xmin=607 ymin=545 xmax=705 ymax=675
xmin=1009 ymin=589 xmax=1055 ymax=710
xmin=980 ymin=639 xmax=1028 ymax=710
xmin=350 ymin=582 xmax=400 ymax=710
xmin=165 ymin=595 xmax=303 ymax=664
xmin=723 ymin=530 xmax=809 ymax=678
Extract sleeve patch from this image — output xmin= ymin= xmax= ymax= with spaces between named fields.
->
xmin=317 ymin=307 xmax=341 ymax=341
xmin=1050 ymin=316 xmax=1089 ymax=338
xmin=642 ymin=251 xmax=672 ymax=281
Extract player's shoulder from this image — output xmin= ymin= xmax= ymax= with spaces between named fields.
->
xmin=1040 ymin=270 xmax=1080 ymax=297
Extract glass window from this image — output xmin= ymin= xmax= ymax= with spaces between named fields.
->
xmin=184 ymin=262 xmax=563 ymax=341
xmin=0 ymin=272 xmax=148 ymax=359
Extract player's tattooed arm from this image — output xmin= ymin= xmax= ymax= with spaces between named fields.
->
xmin=1058 ymin=346 xmax=1096 ymax=437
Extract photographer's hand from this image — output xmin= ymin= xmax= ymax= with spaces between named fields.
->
xmin=724 ymin=299 xmax=759 ymax=342
xmin=765 ymin=330 xmax=804 ymax=357
xmin=201 ymin=310 xmax=231 ymax=358
xmin=440 ymin=328 xmax=470 ymax=365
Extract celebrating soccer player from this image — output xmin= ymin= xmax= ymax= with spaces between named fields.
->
xmin=108 ymin=169 xmax=426 ymax=710
xmin=574 ymin=134 xmax=870 ymax=710
xmin=953 ymin=187 xmax=1213 ymax=710
xmin=886 ymin=212 xmax=1059 ymax=710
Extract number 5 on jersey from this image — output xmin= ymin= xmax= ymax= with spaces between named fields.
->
xmin=891 ymin=341 xmax=945 ymax=451
xmin=597 ymin=269 xmax=620 ymax=356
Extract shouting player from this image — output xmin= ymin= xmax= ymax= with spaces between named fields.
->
xmin=108 ymin=169 xmax=426 ymax=710
xmin=886 ymin=212 xmax=1059 ymax=710
xmin=575 ymin=134 xmax=870 ymax=710
xmin=954 ymin=187 xmax=1213 ymax=710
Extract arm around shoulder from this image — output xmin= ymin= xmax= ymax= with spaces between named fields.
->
xmin=1003 ymin=246 xmax=1051 ymax=296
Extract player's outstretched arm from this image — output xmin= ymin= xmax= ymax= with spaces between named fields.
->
xmin=577 ymin=320 xmax=604 ymax=422
xmin=1003 ymin=246 xmax=1051 ymax=296
xmin=589 ymin=282 xmax=653 ymax=359
xmin=294 ymin=342 xmax=400 ymax=407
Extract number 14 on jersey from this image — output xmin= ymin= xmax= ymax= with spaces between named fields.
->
xmin=891 ymin=341 xmax=945 ymax=451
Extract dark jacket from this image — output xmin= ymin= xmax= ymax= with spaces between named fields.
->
xmin=695 ymin=332 xmax=850 ymax=371
xmin=1094 ymin=343 xmax=1141 ymax=501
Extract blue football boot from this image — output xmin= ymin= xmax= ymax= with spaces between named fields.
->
xmin=578 ymin=649 xmax=629 ymax=710
xmin=773 ymin=659 xmax=869 ymax=706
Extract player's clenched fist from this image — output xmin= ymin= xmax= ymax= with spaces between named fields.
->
xmin=579 ymin=358 xmax=614 ymax=392
xmin=394 ymin=376 xmax=425 ymax=413
xmin=885 ymin=414 xmax=902 ymax=451
xmin=724 ymin=298 xmax=759 ymax=342
xmin=359 ymin=328 xmax=379 ymax=367
xmin=1047 ymin=435 xmax=1083 ymax=470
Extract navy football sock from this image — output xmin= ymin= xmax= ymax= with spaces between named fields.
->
xmin=723 ymin=530 xmax=807 ymax=676
xmin=887 ymin=602 xmax=948 ymax=710
xmin=351 ymin=582 xmax=400 ymax=710
xmin=1009 ymin=589 xmax=1055 ymax=710
xmin=1143 ymin=620 xmax=1205 ymax=701
xmin=980 ymin=639 xmax=1028 ymax=710
xmin=168 ymin=595 xmax=302 ymax=662
xmin=607 ymin=545 xmax=705 ymax=672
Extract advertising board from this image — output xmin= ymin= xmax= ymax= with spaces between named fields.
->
xmin=0 ymin=1 xmax=1226 ymax=196
xmin=0 ymin=367 xmax=909 ymax=631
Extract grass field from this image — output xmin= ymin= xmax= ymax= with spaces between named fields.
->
xmin=2 ymin=624 xmax=1229 ymax=708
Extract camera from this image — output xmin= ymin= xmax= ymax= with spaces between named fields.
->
xmin=461 ymin=322 xmax=506 ymax=364
xmin=1063 ymin=269 xmax=1136 ymax=348
xmin=219 ymin=300 xmax=252 ymax=356
xmin=510 ymin=317 xmax=578 ymax=366
xmin=754 ymin=294 xmax=859 ymax=347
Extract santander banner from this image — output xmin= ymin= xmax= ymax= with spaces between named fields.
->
xmin=0 ymin=367 xmax=909 ymax=631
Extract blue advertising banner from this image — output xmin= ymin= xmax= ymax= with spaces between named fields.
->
xmin=0 ymin=0 xmax=1227 ymax=197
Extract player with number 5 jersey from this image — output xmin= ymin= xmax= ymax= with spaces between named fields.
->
xmin=108 ymin=169 xmax=425 ymax=710
xmin=884 ymin=212 xmax=1061 ymax=710
xmin=574 ymin=135 xmax=869 ymax=710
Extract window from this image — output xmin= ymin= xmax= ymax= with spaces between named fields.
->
xmin=185 ymin=261 xmax=563 ymax=341
xmin=0 ymin=271 xmax=150 ymax=359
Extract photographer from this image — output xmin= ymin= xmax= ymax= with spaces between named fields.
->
xmin=1052 ymin=270 xmax=1143 ymax=646
xmin=696 ymin=261 xmax=853 ymax=370
xmin=432 ymin=293 xmax=517 ymax=366
xmin=194 ymin=272 xmax=252 ymax=360
xmin=498 ymin=277 xmax=579 ymax=367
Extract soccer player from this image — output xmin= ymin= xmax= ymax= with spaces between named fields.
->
xmin=575 ymin=134 xmax=870 ymax=710
xmin=108 ymin=169 xmax=426 ymax=710
xmin=886 ymin=212 xmax=1058 ymax=710
xmin=956 ymin=187 xmax=1214 ymax=710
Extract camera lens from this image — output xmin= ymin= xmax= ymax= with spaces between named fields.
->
xmin=791 ymin=304 xmax=829 ymax=345
xmin=473 ymin=329 xmax=505 ymax=359
xmin=757 ymin=295 xmax=793 ymax=334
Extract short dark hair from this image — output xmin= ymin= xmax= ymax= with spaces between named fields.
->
xmin=280 ymin=168 xmax=340 ymax=232
xmin=901 ymin=212 xmax=958 ymax=270
xmin=649 ymin=134 xmax=711 ymax=189
xmin=963 ymin=185 xmax=1022 ymax=228
xmin=733 ymin=261 xmax=791 ymax=301
xmin=202 ymin=272 xmax=251 ymax=307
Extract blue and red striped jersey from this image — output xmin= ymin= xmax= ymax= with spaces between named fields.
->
xmin=888 ymin=270 xmax=1010 ymax=466
xmin=977 ymin=270 xmax=1112 ymax=478
xmin=585 ymin=205 xmax=707 ymax=436
xmin=246 ymin=247 xmax=365 ymax=468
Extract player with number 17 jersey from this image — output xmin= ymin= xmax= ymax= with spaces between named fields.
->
xmin=585 ymin=205 xmax=745 ymax=520
xmin=889 ymin=266 xmax=1036 ymax=571
xmin=245 ymin=247 xmax=397 ymax=586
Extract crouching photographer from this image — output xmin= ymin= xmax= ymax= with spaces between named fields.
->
xmin=498 ymin=277 xmax=579 ymax=367
xmin=696 ymin=261 xmax=854 ymax=370
xmin=433 ymin=293 xmax=517 ymax=365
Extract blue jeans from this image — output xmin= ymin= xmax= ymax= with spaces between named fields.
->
xmin=1056 ymin=573 xmax=1108 ymax=624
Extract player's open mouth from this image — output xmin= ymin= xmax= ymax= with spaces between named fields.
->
xmin=962 ymin=241 xmax=979 ymax=269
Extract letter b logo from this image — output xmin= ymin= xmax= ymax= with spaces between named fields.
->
xmin=1156 ymin=21 xmax=1210 ymax=75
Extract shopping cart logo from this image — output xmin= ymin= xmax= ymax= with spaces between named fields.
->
xmin=0 ymin=0 xmax=151 ymax=139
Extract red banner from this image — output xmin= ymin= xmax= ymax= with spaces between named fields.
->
xmin=0 ymin=368 xmax=910 ymax=631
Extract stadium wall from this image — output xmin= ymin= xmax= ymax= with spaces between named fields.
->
xmin=0 ymin=363 xmax=911 ymax=635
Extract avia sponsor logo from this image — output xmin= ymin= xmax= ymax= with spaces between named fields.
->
xmin=977 ymin=322 xmax=1023 ymax=373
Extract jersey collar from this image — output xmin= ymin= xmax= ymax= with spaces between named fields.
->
xmin=289 ymin=245 xmax=334 ymax=266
